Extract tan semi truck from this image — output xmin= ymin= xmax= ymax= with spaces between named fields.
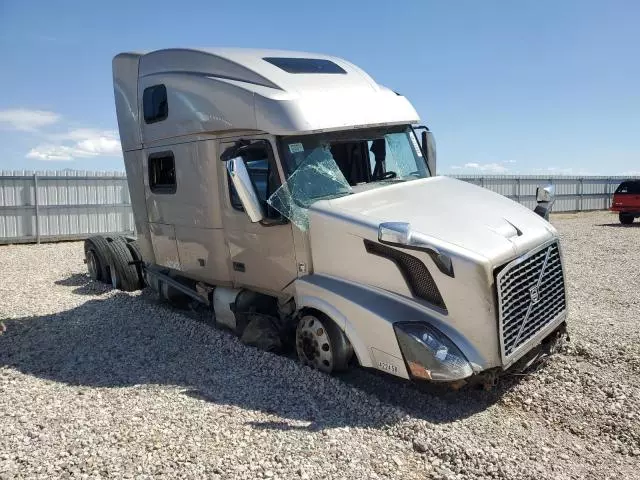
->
xmin=85 ymin=47 xmax=567 ymax=384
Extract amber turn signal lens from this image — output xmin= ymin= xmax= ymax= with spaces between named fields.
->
xmin=407 ymin=361 xmax=432 ymax=380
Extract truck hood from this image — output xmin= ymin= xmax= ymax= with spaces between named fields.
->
xmin=311 ymin=176 xmax=556 ymax=265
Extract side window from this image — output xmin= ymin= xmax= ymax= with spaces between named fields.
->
xmin=143 ymin=84 xmax=168 ymax=124
xmin=367 ymin=132 xmax=425 ymax=180
xmin=228 ymin=142 xmax=282 ymax=218
xmin=148 ymin=152 xmax=176 ymax=194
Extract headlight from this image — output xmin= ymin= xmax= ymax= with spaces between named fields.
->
xmin=394 ymin=323 xmax=473 ymax=382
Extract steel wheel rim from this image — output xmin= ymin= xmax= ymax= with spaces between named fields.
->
xmin=87 ymin=251 xmax=99 ymax=280
xmin=296 ymin=315 xmax=333 ymax=372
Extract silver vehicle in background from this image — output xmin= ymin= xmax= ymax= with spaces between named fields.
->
xmin=85 ymin=48 xmax=567 ymax=386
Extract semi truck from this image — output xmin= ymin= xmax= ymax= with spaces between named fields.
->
xmin=85 ymin=47 xmax=568 ymax=385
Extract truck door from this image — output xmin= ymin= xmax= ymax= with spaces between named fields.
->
xmin=631 ymin=181 xmax=640 ymax=210
xmin=220 ymin=137 xmax=298 ymax=293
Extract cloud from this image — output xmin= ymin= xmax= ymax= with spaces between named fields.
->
xmin=0 ymin=108 xmax=121 ymax=161
xmin=0 ymin=108 xmax=61 ymax=131
xmin=26 ymin=145 xmax=85 ymax=161
xmin=458 ymin=162 xmax=509 ymax=173
xmin=545 ymin=166 xmax=574 ymax=175
xmin=27 ymin=129 xmax=121 ymax=161
xmin=448 ymin=159 xmax=517 ymax=174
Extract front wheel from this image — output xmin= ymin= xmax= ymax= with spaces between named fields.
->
xmin=619 ymin=213 xmax=634 ymax=225
xmin=296 ymin=313 xmax=353 ymax=373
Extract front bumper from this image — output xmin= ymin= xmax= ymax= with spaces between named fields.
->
xmin=610 ymin=206 xmax=640 ymax=213
xmin=401 ymin=321 xmax=568 ymax=388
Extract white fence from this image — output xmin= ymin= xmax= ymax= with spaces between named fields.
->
xmin=454 ymin=175 xmax=637 ymax=212
xmin=0 ymin=172 xmax=635 ymax=244
xmin=0 ymin=170 xmax=134 ymax=244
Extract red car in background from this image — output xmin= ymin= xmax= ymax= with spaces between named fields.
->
xmin=610 ymin=180 xmax=640 ymax=224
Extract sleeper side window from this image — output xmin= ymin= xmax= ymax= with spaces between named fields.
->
xmin=143 ymin=84 xmax=168 ymax=124
xmin=148 ymin=152 xmax=176 ymax=194
xmin=228 ymin=141 xmax=282 ymax=219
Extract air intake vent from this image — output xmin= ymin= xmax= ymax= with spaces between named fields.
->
xmin=364 ymin=240 xmax=446 ymax=312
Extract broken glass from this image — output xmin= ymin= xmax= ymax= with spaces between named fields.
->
xmin=267 ymin=145 xmax=352 ymax=231
xmin=386 ymin=132 xmax=422 ymax=176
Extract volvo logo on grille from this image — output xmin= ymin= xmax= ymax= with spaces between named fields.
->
xmin=529 ymin=285 xmax=540 ymax=304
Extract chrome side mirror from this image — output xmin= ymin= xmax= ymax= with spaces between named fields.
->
xmin=226 ymin=157 xmax=264 ymax=223
xmin=534 ymin=185 xmax=555 ymax=220
xmin=536 ymin=185 xmax=555 ymax=203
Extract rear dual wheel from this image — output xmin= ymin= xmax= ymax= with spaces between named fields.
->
xmin=108 ymin=239 xmax=142 ymax=292
xmin=295 ymin=312 xmax=353 ymax=374
xmin=84 ymin=236 xmax=113 ymax=282
xmin=84 ymin=236 xmax=143 ymax=291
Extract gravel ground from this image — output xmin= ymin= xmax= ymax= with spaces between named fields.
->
xmin=0 ymin=210 xmax=638 ymax=480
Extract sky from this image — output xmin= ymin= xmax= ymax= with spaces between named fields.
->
xmin=0 ymin=0 xmax=638 ymax=175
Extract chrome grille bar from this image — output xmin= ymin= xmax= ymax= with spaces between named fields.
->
xmin=496 ymin=240 xmax=567 ymax=362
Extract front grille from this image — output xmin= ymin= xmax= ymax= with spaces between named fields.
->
xmin=496 ymin=241 xmax=566 ymax=360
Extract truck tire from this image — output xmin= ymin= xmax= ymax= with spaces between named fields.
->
xmin=619 ymin=213 xmax=634 ymax=224
xmin=123 ymin=239 xmax=144 ymax=289
xmin=84 ymin=236 xmax=113 ymax=282
xmin=108 ymin=238 xmax=141 ymax=291
xmin=296 ymin=312 xmax=353 ymax=373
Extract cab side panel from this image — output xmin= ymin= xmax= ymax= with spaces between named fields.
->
xmin=112 ymin=53 xmax=142 ymax=151
xmin=174 ymin=225 xmax=231 ymax=284
xmin=138 ymin=72 xmax=257 ymax=146
xmin=173 ymin=140 xmax=231 ymax=284
xmin=143 ymin=140 xmax=231 ymax=283
xmin=149 ymin=222 xmax=180 ymax=269
xmin=122 ymin=149 xmax=155 ymax=263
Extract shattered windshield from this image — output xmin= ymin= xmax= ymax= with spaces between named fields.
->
xmin=267 ymin=126 xmax=428 ymax=230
